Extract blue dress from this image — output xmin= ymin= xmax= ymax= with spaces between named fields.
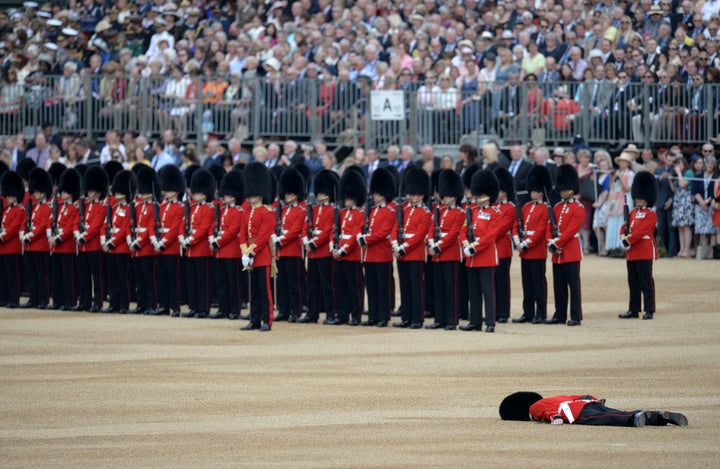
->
xmin=671 ymin=170 xmax=695 ymax=227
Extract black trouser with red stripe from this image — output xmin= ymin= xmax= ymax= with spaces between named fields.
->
xmin=52 ymin=253 xmax=76 ymax=308
xmin=24 ymin=251 xmax=50 ymax=307
xmin=494 ymin=257 xmax=512 ymax=320
xmin=307 ymin=257 xmax=332 ymax=320
xmin=627 ymin=260 xmax=655 ymax=314
xmin=134 ymin=256 xmax=157 ymax=312
xmin=0 ymin=253 xmax=22 ymax=305
xmin=157 ymin=255 xmax=180 ymax=312
xmin=398 ymin=260 xmax=424 ymax=325
xmin=552 ymin=261 xmax=582 ymax=322
xmin=458 ymin=262 xmax=469 ymax=320
xmin=334 ymin=260 xmax=363 ymax=323
xmin=250 ymin=265 xmax=272 ymax=325
xmin=468 ymin=266 xmax=496 ymax=327
xmin=77 ymin=251 xmax=104 ymax=309
xmin=107 ymin=253 xmax=130 ymax=310
xmin=277 ymin=256 xmax=303 ymax=320
xmin=217 ymin=258 xmax=241 ymax=315
xmin=187 ymin=256 xmax=211 ymax=314
xmin=365 ymin=261 xmax=392 ymax=324
xmin=433 ymin=261 xmax=459 ymax=327
xmin=423 ymin=256 xmax=434 ymax=317
xmin=575 ymin=403 xmax=642 ymax=426
xmin=521 ymin=259 xmax=547 ymax=321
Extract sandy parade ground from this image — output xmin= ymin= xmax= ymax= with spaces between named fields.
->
xmin=1 ymin=255 xmax=719 ymax=468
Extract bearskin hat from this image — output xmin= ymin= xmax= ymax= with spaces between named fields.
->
xmin=555 ymin=164 xmax=579 ymax=193
xmin=130 ymin=162 xmax=145 ymax=176
xmin=339 ymin=167 xmax=367 ymax=205
xmin=291 ymin=162 xmax=311 ymax=195
xmin=28 ymin=167 xmax=53 ymax=199
xmin=58 ymin=168 xmax=82 ymax=201
xmin=438 ymin=169 xmax=463 ymax=201
xmin=495 ymin=167 xmax=515 ymax=200
xmin=219 ymin=169 xmax=244 ymax=203
xmin=110 ymin=170 xmax=137 ymax=201
xmin=499 ymin=392 xmax=544 ymax=421
xmin=102 ymin=160 xmax=123 ymax=187
xmin=431 ymin=169 xmax=442 ymax=195
xmin=314 ymin=169 xmax=339 ymax=201
xmin=15 ymin=157 xmax=36 ymax=181
xmin=344 ymin=165 xmax=367 ymax=187
xmin=0 ymin=161 xmax=9 ymax=179
xmin=190 ymin=168 xmax=216 ymax=201
xmin=74 ymin=163 xmax=88 ymax=178
xmin=384 ymin=165 xmax=401 ymax=199
xmin=462 ymin=163 xmax=480 ymax=190
xmin=84 ymin=166 xmax=109 ymax=199
xmin=526 ymin=165 xmax=552 ymax=194
xmin=208 ymin=164 xmax=226 ymax=193
xmin=631 ymin=171 xmax=658 ymax=206
xmin=369 ymin=167 xmax=396 ymax=202
xmin=0 ymin=171 xmax=25 ymax=201
xmin=279 ymin=167 xmax=306 ymax=201
xmin=158 ymin=165 xmax=185 ymax=194
xmin=404 ymin=165 xmax=430 ymax=201
xmin=48 ymin=162 xmax=67 ymax=187
xmin=243 ymin=162 xmax=272 ymax=204
xmin=136 ymin=166 xmax=161 ymax=199
xmin=183 ymin=164 xmax=200 ymax=191
xmin=471 ymin=169 xmax=500 ymax=203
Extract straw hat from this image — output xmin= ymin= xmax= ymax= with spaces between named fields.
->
xmin=614 ymin=152 xmax=636 ymax=165
xmin=623 ymin=143 xmax=640 ymax=155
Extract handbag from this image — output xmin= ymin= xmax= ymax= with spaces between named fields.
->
xmin=579 ymin=177 xmax=600 ymax=202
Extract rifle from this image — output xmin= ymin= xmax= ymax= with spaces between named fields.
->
xmin=433 ymin=200 xmax=441 ymax=244
xmin=152 ymin=184 xmax=161 ymax=239
xmin=78 ymin=195 xmax=86 ymax=234
xmin=305 ymin=199 xmax=313 ymax=239
xmin=183 ymin=199 xmax=191 ymax=238
xmin=513 ymin=181 xmax=524 ymax=242
xmin=105 ymin=203 xmax=113 ymax=246
xmin=544 ymin=186 xmax=560 ymax=253
xmin=129 ymin=198 xmax=137 ymax=243
xmin=24 ymin=196 xmax=32 ymax=238
xmin=333 ymin=188 xmax=340 ymax=251
xmin=51 ymin=196 xmax=59 ymax=238
xmin=465 ymin=205 xmax=475 ymax=244
xmin=623 ymin=194 xmax=631 ymax=238
xmin=396 ymin=198 xmax=404 ymax=244
xmin=214 ymin=201 xmax=221 ymax=238
xmin=359 ymin=194 xmax=372 ymax=246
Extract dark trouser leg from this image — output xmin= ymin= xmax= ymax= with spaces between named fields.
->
xmin=319 ymin=258 xmax=334 ymax=318
xmin=157 ymin=255 xmax=179 ymax=310
xmin=630 ymin=259 xmax=655 ymax=313
xmin=139 ymin=256 xmax=157 ymax=310
xmin=1 ymin=254 xmax=21 ymax=304
xmin=552 ymin=263 xmax=568 ymax=322
xmin=55 ymin=253 xmax=76 ymax=308
xmin=575 ymin=403 xmax=638 ymax=427
xmin=627 ymin=260 xmax=641 ymax=313
xmin=480 ymin=266 xmax=496 ymax=327
xmin=423 ymin=257 xmax=434 ymax=317
xmin=457 ymin=263 xmax=468 ymax=320
xmin=333 ymin=261 xmax=349 ymax=322
xmin=76 ymin=252 xmax=91 ymax=307
xmin=217 ymin=258 xmax=240 ymax=315
xmin=25 ymin=253 xmax=38 ymax=305
xmin=190 ymin=257 xmax=210 ymax=314
xmin=435 ymin=261 xmax=459 ymax=326
xmin=399 ymin=261 xmax=423 ymax=324
xmin=365 ymin=263 xmax=379 ymax=323
xmin=494 ymin=257 xmax=511 ymax=320
xmin=277 ymin=257 xmax=290 ymax=318
xmin=467 ymin=268 xmax=482 ymax=325
xmin=565 ymin=261 xmax=582 ymax=321
xmin=250 ymin=266 xmax=272 ymax=325
xmin=306 ymin=258 xmax=323 ymax=320
xmin=88 ymin=251 xmax=104 ymax=308
xmin=133 ymin=257 xmax=146 ymax=310
xmin=187 ymin=256 xmax=198 ymax=312
xmin=522 ymin=259 xmax=546 ymax=320
xmin=37 ymin=252 xmax=50 ymax=306
xmin=109 ymin=254 xmax=130 ymax=310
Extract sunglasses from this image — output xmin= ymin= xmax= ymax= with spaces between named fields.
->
xmin=669 ymin=47 xmax=678 ymax=50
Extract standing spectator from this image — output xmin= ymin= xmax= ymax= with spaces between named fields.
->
xmin=576 ymin=149 xmax=595 ymax=254
xmin=606 ymin=152 xmax=635 ymax=256
xmin=25 ymin=134 xmax=51 ymax=170
xmin=654 ymin=149 xmax=679 ymax=257
xmin=592 ymin=151 xmax=613 ymax=257
xmin=692 ymin=153 xmax=717 ymax=259
xmin=669 ymin=156 xmax=694 ymax=258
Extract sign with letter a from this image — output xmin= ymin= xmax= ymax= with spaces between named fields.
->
xmin=370 ymin=90 xmax=406 ymax=121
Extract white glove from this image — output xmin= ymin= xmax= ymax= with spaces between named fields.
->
xmin=301 ymin=236 xmax=309 ymax=246
xmin=463 ymin=246 xmax=473 ymax=257
xmin=178 ymin=235 xmax=186 ymax=245
xmin=512 ymin=235 xmax=521 ymax=248
xmin=271 ymin=233 xmax=278 ymax=245
xmin=517 ymin=240 xmax=529 ymax=251
xmin=242 ymin=254 xmax=251 ymax=268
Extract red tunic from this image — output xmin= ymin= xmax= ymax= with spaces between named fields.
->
xmin=551 ymin=199 xmax=584 ymax=264
xmin=132 ymin=201 xmax=157 ymax=257
xmin=428 ymin=205 xmax=465 ymax=262
xmin=79 ymin=200 xmax=106 ymax=253
xmin=156 ymin=200 xmax=184 ymax=256
xmin=51 ymin=201 xmax=79 ymax=255
xmin=335 ymin=207 xmax=364 ymax=262
xmin=240 ymin=204 xmax=275 ymax=268
xmin=185 ymin=202 xmax=214 ymax=258
xmin=307 ymin=202 xmax=334 ymax=259
xmin=25 ymin=201 xmax=52 ymax=253
xmin=460 ymin=204 xmax=500 ymax=268
xmin=530 ymin=395 xmax=602 ymax=424
xmin=621 ymin=208 xmax=658 ymax=261
xmin=104 ymin=201 xmax=131 ymax=255
xmin=494 ymin=201 xmax=517 ymax=260
xmin=519 ymin=201 xmax=550 ymax=260
xmin=396 ymin=203 xmax=432 ymax=262
xmin=215 ymin=203 xmax=243 ymax=259
xmin=277 ymin=202 xmax=305 ymax=258
xmin=0 ymin=203 xmax=26 ymax=255
xmin=362 ymin=203 xmax=395 ymax=263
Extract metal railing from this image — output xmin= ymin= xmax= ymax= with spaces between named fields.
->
xmin=1 ymin=74 xmax=717 ymax=152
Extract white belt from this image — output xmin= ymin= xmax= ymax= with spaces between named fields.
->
xmin=160 ymin=228 xmax=169 ymax=233
xmin=642 ymin=235 xmax=651 ymax=239
xmin=111 ymin=228 xmax=120 ymax=233
xmin=525 ymin=230 xmax=535 ymax=235
xmin=137 ymin=227 xmax=147 ymax=233
xmin=341 ymin=234 xmax=352 ymax=240
xmin=314 ymin=229 xmax=323 ymax=234
xmin=559 ymin=402 xmax=575 ymax=424
xmin=439 ymin=232 xmax=447 ymax=238
xmin=403 ymin=233 xmax=416 ymax=239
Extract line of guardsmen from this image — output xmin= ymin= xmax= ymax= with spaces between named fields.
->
xmin=0 ymin=154 xmax=659 ymax=332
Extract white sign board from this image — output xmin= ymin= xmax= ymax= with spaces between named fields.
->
xmin=370 ymin=90 xmax=406 ymax=121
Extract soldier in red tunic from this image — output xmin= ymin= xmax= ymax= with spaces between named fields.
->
xmin=76 ymin=166 xmax=109 ymax=313
xmin=300 ymin=169 xmax=338 ymax=324
xmin=151 ymin=165 xmax=186 ymax=317
xmin=513 ymin=166 xmax=552 ymax=324
xmin=20 ymin=168 xmax=53 ymax=309
xmin=209 ymin=170 xmax=244 ymax=320
xmin=240 ymin=162 xmax=275 ymax=332
xmin=330 ymin=169 xmax=366 ymax=326
xmin=393 ymin=166 xmax=432 ymax=329
xmin=0 ymin=171 xmax=26 ymax=308
xmin=426 ymin=170 xmax=465 ymax=330
xmin=179 ymin=169 xmax=216 ymax=319
xmin=460 ymin=170 xmax=501 ymax=332
xmin=619 ymin=171 xmax=658 ymax=320
xmin=129 ymin=167 xmax=161 ymax=315
xmin=493 ymin=168 xmax=518 ymax=323
xmin=546 ymin=164 xmax=585 ymax=326
xmin=102 ymin=170 xmax=136 ymax=314
xmin=458 ymin=164 xmax=479 ymax=323
xmin=49 ymin=168 xmax=81 ymax=310
xmin=273 ymin=168 xmax=307 ymax=323
xmin=357 ymin=167 xmax=396 ymax=327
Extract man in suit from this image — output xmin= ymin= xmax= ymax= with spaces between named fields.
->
xmin=397 ymin=145 xmax=415 ymax=173
xmin=202 ymin=139 xmax=223 ymax=168
xmin=150 ymin=141 xmax=175 ymax=170
xmin=497 ymin=72 xmax=522 ymax=140
xmin=608 ymin=70 xmax=636 ymax=142
xmin=385 ymin=145 xmax=401 ymax=168
xmin=361 ymin=147 xmax=384 ymax=181
xmin=572 ymin=65 xmax=614 ymax=140
xmin=532 ymin=147 xmax=559 ymax=206
xmin=3 ymin=136 xmax=25 ymax=170
xmin=537 ymin=57 xmax=560 ymax=96
xmin=76 ymin=139 xmax=101 ymax=166
xmin=687 ymin=73 xmax=709 ymax=140
xmin=420 ymin=144 xmax=442 ymax=170
xmin=653 ymin=150 xmax=678 ymax=257
xmin=284 ymin=140 xmax=303 ymax=166
xmin=508 ymin=145 xmax=533 ymax=207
